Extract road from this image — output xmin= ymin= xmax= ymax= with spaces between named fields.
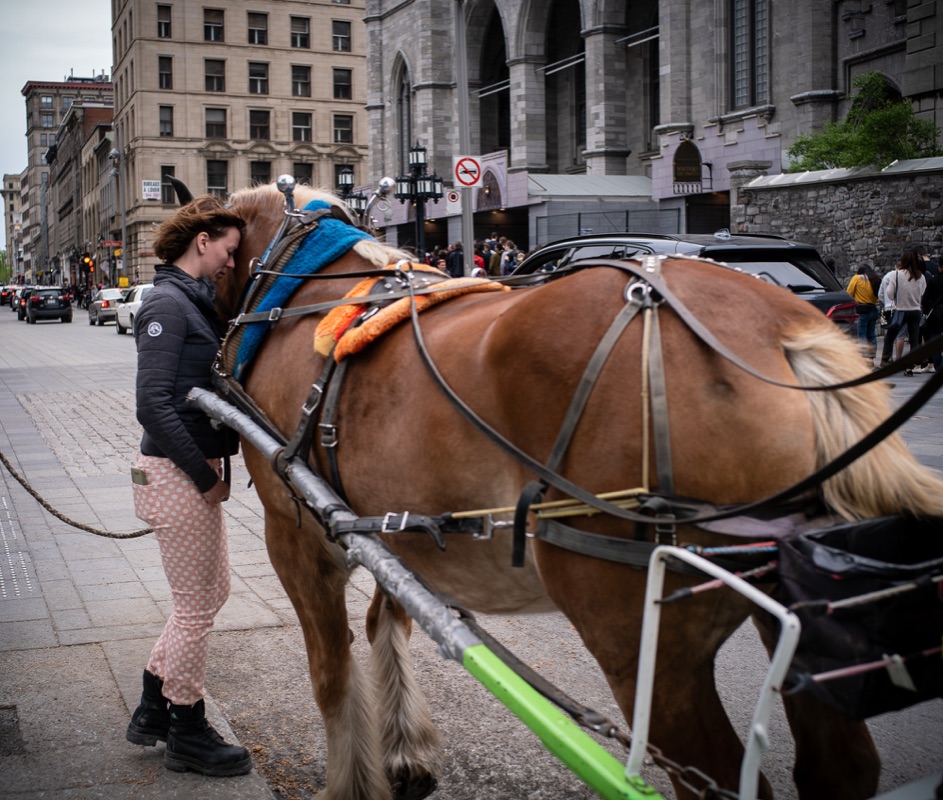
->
xmin=0 ymin=301 xmax=940 ymax=799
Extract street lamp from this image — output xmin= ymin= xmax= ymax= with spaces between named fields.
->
xmin=336 ymin=167 xmax=368 ymax=222
xmin=394 ymin=143 xmax=444 ymax=259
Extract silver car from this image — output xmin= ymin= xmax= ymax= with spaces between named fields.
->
xmin=88 ymin=288 xmax=130 ymax=326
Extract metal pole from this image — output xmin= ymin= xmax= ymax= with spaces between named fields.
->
xmin=454 ymin=0 xmax=474 ymax=276
xmin=415 ymin=185 xmax=426 ymax=262
xmin=119 ymin=127 xmax=128 ymax=285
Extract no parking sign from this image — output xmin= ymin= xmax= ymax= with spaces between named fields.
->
xmin=452 ymin=156 xmax=483 ymax=188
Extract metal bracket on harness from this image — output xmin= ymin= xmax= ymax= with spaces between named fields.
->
xmin=331 ymin=513 xmax=447 ymax=550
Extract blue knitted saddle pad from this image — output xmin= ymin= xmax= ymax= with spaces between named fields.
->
xmin=233 ymin=200 xmax=373 ymax=380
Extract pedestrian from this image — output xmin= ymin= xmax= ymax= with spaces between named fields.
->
xmin=878 ymin=248 xmax=927 ymax=376
xmin=445 ymin=241 xmax=465 ymax=278
xmin=125 ymin=194 xmax=250 ymax=777
xmin=846 ymin=264 xmax=881 ymax=362
xmin=878 ymin=267 xmax=906 ymax=363
xmin=922 ymin=265 xmax=943 ymax=373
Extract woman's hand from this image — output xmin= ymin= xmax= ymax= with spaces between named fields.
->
xmin=203 ymin=478 xmax=231 ymax=504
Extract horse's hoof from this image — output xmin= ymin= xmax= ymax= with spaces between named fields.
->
xmin=390 ymin=769 xmax=438 ymax=800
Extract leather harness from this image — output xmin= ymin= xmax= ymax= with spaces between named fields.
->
xmin=212 ymin=204 xmax=943 ymax=570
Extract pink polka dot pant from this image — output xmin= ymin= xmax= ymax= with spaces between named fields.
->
xmin=132 ymin=454 xmax=230 ymax=706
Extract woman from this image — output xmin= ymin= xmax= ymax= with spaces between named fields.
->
xmin=878 ymin=248 xmax=927 ymax=376
xmin=846 ymin=264 xmax=881 ymax=361
xmin=125 ymin=195 xmax=249 ymax=777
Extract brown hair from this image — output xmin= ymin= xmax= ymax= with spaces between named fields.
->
xmin=153 ymin=194 xmax=246 ymax=264
xmin=899 ymin=247 xmax=923 ymax=282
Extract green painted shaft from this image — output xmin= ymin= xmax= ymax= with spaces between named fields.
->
xmin=463 ymin=644 xmax=665 ymax=800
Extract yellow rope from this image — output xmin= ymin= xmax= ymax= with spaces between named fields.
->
xmin=448 ymin=486 xmax=648 ymax=520
xmin=639 ymin=305 xmax=652 ymax=493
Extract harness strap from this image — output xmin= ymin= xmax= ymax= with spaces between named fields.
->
xmin=319 ymin=357 xmax=351 ymax=501
xmin=282 ymin=356 xmax=338 ymax=465
xmin=646 ymin=292 xmax=674 ymax=494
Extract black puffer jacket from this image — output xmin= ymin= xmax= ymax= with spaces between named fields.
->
xmin=134 ymin=265 xmax=237 ymax=492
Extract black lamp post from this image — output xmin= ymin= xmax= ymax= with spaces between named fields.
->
xmin=394 ymin=143 xmax=444 ymax=259
xmin=337 ymin=167 xmax=368 ymax=222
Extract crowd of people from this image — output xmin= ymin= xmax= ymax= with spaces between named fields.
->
xmin=847 ymin=245 xmax=942 ymax=375
xmin=426 ymin=233 xmax=528 ymax=278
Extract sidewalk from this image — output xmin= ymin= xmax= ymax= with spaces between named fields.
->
xmin=0 ymin=319 xmax=286 ymax=798
xmin=0 ymin=312 xmax=941 ymax=799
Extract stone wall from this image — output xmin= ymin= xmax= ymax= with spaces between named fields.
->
xmin=731 ymin=160 xmax=943 ymax=282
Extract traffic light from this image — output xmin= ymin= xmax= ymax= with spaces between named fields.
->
xmin=83 ymin=254 xmax=95 ymax=273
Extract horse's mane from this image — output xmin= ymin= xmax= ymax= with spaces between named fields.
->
xmin=229 ymin=182 xmax=413 ymax=269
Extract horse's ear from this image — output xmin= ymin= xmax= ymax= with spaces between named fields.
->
xmin=165 ymin=175 xmax=194 ymax=205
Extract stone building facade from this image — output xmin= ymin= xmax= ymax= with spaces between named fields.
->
xmin=111 ymin=0 xmax=368 ymax=282
xmin=365 ymin=0 xmax=942 ymax=254
xmin=19 ymin=77 xmax=114 ymax=282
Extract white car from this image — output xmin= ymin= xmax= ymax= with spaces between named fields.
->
xmin=115 ymin=283 xmax=154 ymax=335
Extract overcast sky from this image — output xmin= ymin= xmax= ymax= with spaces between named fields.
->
xmin=0 ymin=0 xmax=113 ymax=250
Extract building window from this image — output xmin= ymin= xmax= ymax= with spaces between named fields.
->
xmin=332 ymin=20 xmax=351 ymax=52
xmin=292 ymin=112 xmax=312 ymax=142
xmin=248 ymin=12 xmax=267 ymax=45
xmin=290 ymin=17 xmax=310 ymax=48
xmin=49 ymin=134 xmax=56 ymax=146
xmin=159 ymin=56 xmax=173 ymax=89
xmin=62 ymin=96 xmax=74 ymax=110
xmin=207 ymin=160 xmax=228 ymax=198
xmin=250 ymin=161 xmax=271 ymax=186
xmin=157 ymin=5 xmax=171 ymax=38
xmin=205 ymin=59 xmax=225 ymax=92
xmin=332 ymin=0 xmax=350 ymax=4
xmin=40 ymin=134 xmax=47 ymax=147
xmin=248 ymin=62 xmax=269 ymax=94
xmin=730 ymin=0 xmax=768 ymax=109
xmin=333 ymin=68 xmax=352 ymax=100
xmin=250 ymin=110 xmax=270 ymax=140
xmin=161 ymin=167 xmax=176 ymax=203
xmin=205 ymin=108 xmax=226 ymax=138
xmin=40 ymin=95 xmax=53 ymax=109
xmin=333 ymin=114 xmax=353 ymax=143
xmin=159 ymin=106 xmax=174 ymax=137
xmin=292 ymin=65 xmax=311 ymax=97
xmin=204 ymin=9 xmax=224 ymax=42
xmin=293 ymin=163 xmax=313 ymax=185
xmin=41 ymin=113 xmax=54 ymax=128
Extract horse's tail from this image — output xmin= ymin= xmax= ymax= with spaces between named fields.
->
xmin=783 ymin=322 xmax=943 ymax=520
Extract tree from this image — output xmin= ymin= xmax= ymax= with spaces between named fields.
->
xmin=786 ymin=72 xmax=942 ymax=171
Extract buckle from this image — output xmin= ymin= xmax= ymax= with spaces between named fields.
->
xmin=381 ymin=512 xmax=410 ymax=533
xmin=319 ymin=423 xmax=338 ymax=448
xmin=301 ymin=385 xmax=324 ymax=416
xmin=268 ymin=307 xmax=283 ymax=322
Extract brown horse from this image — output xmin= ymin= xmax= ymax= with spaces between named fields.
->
xmin=217 ymin=183 xmax=943 ymax=800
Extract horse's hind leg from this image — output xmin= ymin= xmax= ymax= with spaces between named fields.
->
xmin=263 ymin=510 xmax=391 ymax=800
xmin=752 ymin=610 xmax=880 ymax=800
xmin=366 ymin=587 xmax=440 ymax=800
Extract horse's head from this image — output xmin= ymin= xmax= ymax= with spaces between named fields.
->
xmin=214 ymin=182 xmax=350 ymax=319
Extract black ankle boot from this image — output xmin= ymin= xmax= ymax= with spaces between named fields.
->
xmin=164 ymin=699 xmax=252 ymax=777
xmin=126 ymin=670 xmax=170 ymax=746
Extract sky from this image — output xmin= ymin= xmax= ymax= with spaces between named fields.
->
xmin=0 ymin=0 xmax=113 ymax=250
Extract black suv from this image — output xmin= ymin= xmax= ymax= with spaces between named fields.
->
xmin=26 ymin=287 xmax=73 ymax=324
xmin=512 ymin=231 xmax=856 ymax=327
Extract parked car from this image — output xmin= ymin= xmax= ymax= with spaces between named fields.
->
xmin=26 ymin=287 xmax=72 ymax=324
xmin=87 ymin=288 xmax=129 ymax=326
xmin=16 ymin=287 xmax=37 ymax=321
xmin=0 ymin=285 xmax=19 ymax=306
xmin=115 ymin=283 xmax=154 ymax=335
xmin=10 ymin=287 xmax=26 ymax=314
xmin=512 ymin=231 xmax=858 ymax=328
